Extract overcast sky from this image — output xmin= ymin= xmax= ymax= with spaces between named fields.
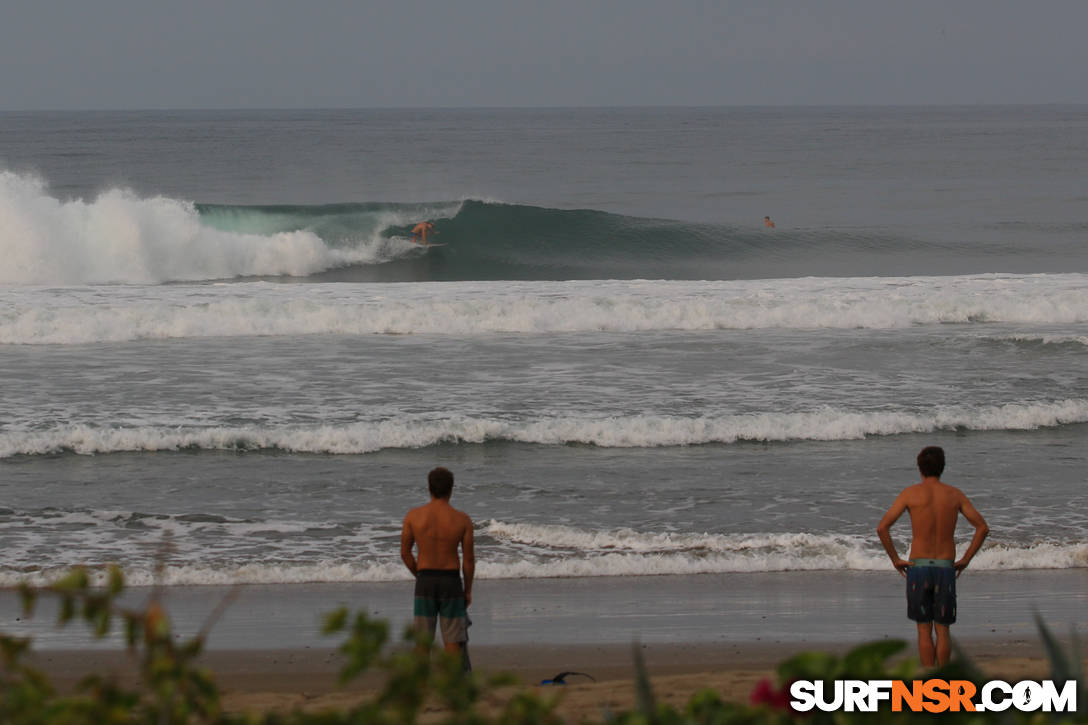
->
xmin=3 ymin=0 xmax=1088 ymax=110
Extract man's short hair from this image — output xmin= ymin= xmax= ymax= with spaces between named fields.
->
xmin=917 ymin=446 xmax=945 ymax=477
xmin=428 ymin=467 xmax=454 ymax=498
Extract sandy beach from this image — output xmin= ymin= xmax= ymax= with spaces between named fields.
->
xmin=8 ymin=570 xmax=1086 ymax=719
xmin=25 ymin=639 xmax=1080 ymax=720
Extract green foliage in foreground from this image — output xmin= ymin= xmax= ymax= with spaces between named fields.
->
xmin=0 ymin=568 xmax=1083 ymax=723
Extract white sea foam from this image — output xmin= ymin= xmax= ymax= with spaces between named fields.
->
xmin=3 ymin=273 xmax=1088 ymax=344
xmin=483 ymin=521 xmax=1088 ymax=572
xmin=0 ymin=172 xmax=427 ymax=285
xmin=2 ymin=525 xmax=1083 ymax=587
xmin=3 ymin=399 xmax=1086 ymax=458
xmin=983 ymin=333 xmax=1088 ymax=347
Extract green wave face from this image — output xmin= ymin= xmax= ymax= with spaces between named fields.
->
xmin=193 ymin=200 xmax=798 ymax=282
xmin=192 ymin=199 xmax=988 ymax=282
xmin=408 ymin=201 xmax=742 ymax=280
xmin=196 ymin=201 xmax=436 ymax=245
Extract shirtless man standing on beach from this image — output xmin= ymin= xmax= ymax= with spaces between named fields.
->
xmin=401 ymin=466 xmax=475 ymax=670
xmin=876 ymin=446 xmax=989 ymax=666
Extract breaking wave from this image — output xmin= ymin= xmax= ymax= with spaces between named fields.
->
xmin=7 ymin=169 xmax=1075 ymax=285
xmin=4 ymin=274 xmax=1087 ymax=344
xmin=0 ymin=172 xmax=458 ymax=284
xmin=3 ymin=519 xmax=1083 ymax=587
xmin=4 ymin=399 xmax=1087 ymax=458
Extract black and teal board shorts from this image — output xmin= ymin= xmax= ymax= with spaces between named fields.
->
xmin=906 ymin=559 xmax=956 ymax=625
xmin=414 ymin=569 xmax=468 ymax=643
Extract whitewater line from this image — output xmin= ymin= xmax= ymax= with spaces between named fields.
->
xmin=3 ymin=399 xmax=1087 ymax=458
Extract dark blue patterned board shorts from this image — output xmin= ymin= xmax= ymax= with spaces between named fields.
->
xmin=906 ymin=564 xmax=957 ymax=625
xmin=413 ymin=569 xmax=468 ymax=643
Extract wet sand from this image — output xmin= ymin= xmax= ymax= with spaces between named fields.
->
xmin=7 ymin=570 xmax=1087 ymax=649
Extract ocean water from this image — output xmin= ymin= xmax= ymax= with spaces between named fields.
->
xmin=1 ymin=106 xmax=1086 ymax=587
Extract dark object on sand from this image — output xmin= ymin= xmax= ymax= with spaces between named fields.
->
xmin=540 ymin=670 xmax=597 ymax=685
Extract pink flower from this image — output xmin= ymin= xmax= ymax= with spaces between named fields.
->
xmin=750 ymin=677 xmax=793 ymax=711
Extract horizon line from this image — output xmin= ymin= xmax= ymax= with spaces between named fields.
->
xmin=3 ymin=102 xmax=1088 ymax=114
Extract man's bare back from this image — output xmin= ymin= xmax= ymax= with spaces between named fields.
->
xmin=411 ymin=221 xmax=435 ymax=245
xmin=877 ymin=476 xmax=988 ymax=575
xmin=402 ymin=499 xmax=474 ymax=580
xmin=876 ymin=446 xmax=988 ymax=666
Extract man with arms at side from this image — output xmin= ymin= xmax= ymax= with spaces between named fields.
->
xmin=401 ymin=466 xmax=475 ymax=670
xmin=876 ymin=446 xmax=989 ymax=666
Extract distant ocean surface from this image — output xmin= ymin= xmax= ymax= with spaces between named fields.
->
xmin=1 ymin=107 xmax=1086 ymax=587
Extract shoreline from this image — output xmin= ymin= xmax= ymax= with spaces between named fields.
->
xmin=4 ymin=570 xmax=1086 ymax=650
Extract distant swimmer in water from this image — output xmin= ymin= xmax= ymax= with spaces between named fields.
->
xmin=763 ymin=216 xmax=776 ymax=228
xmin=411 ymin=221 xmax=436 ymax=245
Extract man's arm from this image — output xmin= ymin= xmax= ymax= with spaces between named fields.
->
xmin=954 ymin=493 xmax=989 ymax=577
xmin=400 ymin=516 xmax=418 ymax=577
xmin=876 ymin=492 xmax=912 ymax=577
xmin=461 ymin=517 xmax=475 ymax=607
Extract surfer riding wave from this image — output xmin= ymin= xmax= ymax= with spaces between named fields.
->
xmin=411 ymin=221 xmax=436 ymax=245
